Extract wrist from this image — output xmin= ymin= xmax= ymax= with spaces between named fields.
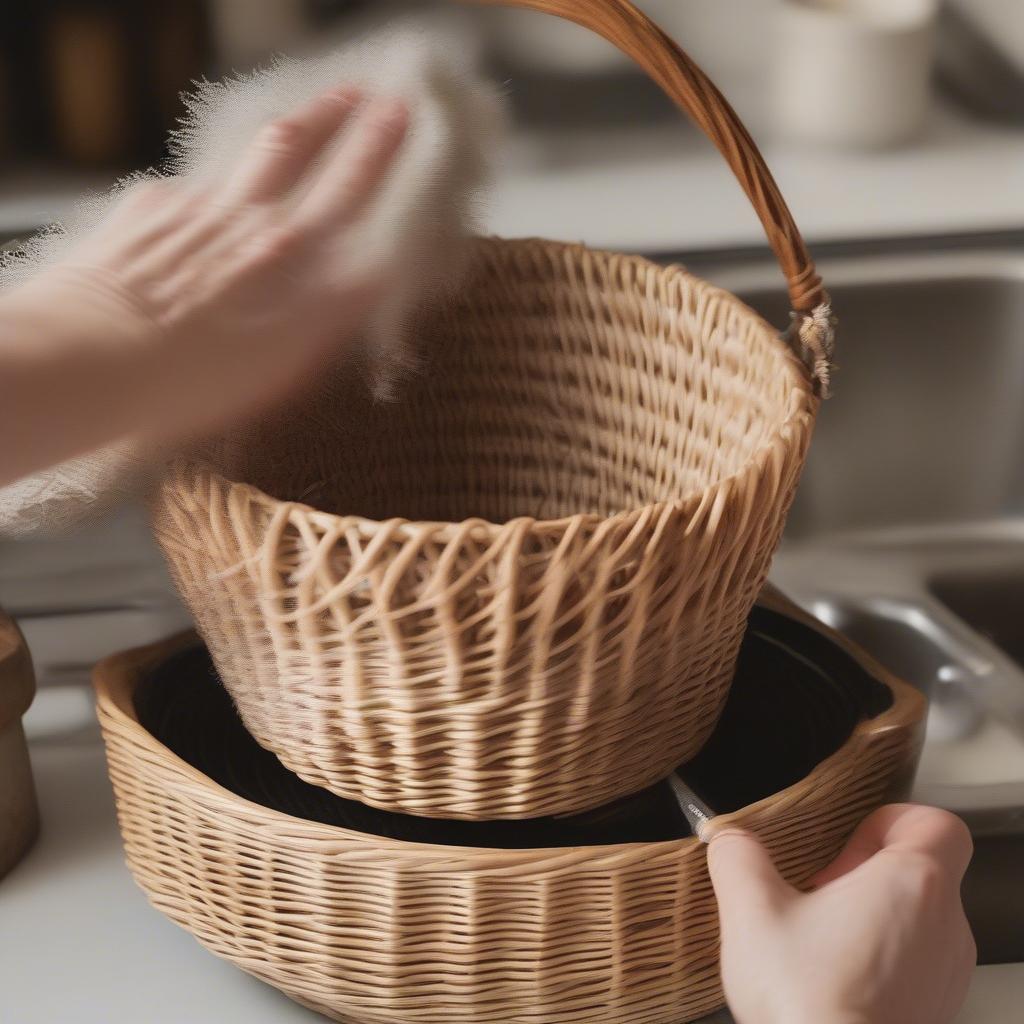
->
xmin=5 ymin=266 xmax=161 ymax=362
xmin=0 ymin=271 xmax=161 ymax=479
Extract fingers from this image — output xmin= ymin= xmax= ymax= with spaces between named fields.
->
xmin=885 ymin=804 xmax=974 ymax=880
xmin=707 ymin=830 xmax=794 ymax=925
xmin=812 ymin=805 xmax=974 ymax=889
xmin=941 ymin=924 xmax=978 ymax=1017
xmin=223 ymin=85 xmax=363 ymax=205
xmin=292 ymin=96 xmax=409 ymax=232
xmin=86 ymin=178 xmax=191 ymax=260
xmin=810 ymin=821 xmax=889 ymax=888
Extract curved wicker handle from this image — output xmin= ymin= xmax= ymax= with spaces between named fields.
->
xmin=471 ymin=0 xmax=835 ymax=393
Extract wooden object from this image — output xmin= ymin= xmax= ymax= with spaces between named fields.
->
xmin=151 ymin=0 xmax=826 ymax=821
xmin=0 ymin=609 xmax=39 ymax=881
xmin=94 ymin=590 xmax=926 ymax=1024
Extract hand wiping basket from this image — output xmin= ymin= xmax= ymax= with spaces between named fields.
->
xmin=152 ymin=0 xmax=834 ymax=821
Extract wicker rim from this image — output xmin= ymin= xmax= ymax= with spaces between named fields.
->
xmin=94 ymin=591 xmax=926 ymax=862
xmin=183 ymin=244 xmax=816 ymax=541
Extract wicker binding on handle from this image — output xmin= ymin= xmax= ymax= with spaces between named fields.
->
xmin=152 ymin=1 xmax=826 ymax=820
xmin=95 ymin=593 xmax=924 ymax=1024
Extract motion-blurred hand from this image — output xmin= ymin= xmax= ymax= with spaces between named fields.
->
xmin=1 ymin=87 xmax=407 ymax=485
xmin=708 ymin=804 xmax=976 ymax=1024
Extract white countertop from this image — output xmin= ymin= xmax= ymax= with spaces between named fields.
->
xmin=0 ymin=705 xmax=1021 ymax=1024
xmin=0 ymin=733 xmax=321 ymax=1024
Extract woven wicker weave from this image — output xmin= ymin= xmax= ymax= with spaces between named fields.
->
xmin=152 ymin=0 xmax=828 ymax=820
xmin=95 ymin=593 xmax=926 ymax=1024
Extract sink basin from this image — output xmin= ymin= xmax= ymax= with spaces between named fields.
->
xmin=933 ymin=569 xmax=1024 ymax=669
xmin=692 ymin=243 xmax=1024 ymax=965
xmin=704 ymin=245 xmax=1024 ymax=538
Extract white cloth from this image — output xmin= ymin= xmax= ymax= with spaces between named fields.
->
xmin=0 ymin=16 xmax=503 ymax=538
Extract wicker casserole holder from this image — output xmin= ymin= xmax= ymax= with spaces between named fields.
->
xmin=94 ymin=591 xmax=925 ymax=1024
xmin=151 ymin=0 xmax=835 ymax=820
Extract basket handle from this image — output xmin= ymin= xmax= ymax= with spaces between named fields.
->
xmin=470 ymin=0 xmax=836 ymax=394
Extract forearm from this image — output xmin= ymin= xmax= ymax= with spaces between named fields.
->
xmin=0 ymin=88 xmax=408 ymax=492
xmin=0 ymin=277 xmax=156 ymax=487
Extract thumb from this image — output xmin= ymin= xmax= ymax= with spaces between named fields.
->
xmin=707 ymin=829 xmax=794 ymax=926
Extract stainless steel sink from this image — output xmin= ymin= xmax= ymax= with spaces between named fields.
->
xmin=691 ymin=242 xmax=1024 ymax=966
xmin=705 ymin=245 xmax=1024 ymax=538
xmin=933 ymin=568 xmax=1024 ymax=669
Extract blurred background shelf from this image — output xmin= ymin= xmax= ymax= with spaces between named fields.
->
xmin=3 ymin=1 xmax=1022 ymax=253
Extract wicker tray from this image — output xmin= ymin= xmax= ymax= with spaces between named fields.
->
xmin=95 ymin=592 xmax=925 ymax=1024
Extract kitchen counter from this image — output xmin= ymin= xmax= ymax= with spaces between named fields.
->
xmin=0 ymin=700 xmax=1021 ymax=1024
xmin=488 ymin=101 xmax=1024 ymax=256
xmin=2 ymin=101 xmax=1022 ymax=258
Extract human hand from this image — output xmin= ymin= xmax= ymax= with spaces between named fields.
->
xmin=708 ymin=804 xmax=976 ymax=1024
xmin=7 ymin=86 xmax=407 ymax=458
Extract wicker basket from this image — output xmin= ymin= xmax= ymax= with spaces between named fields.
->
xmin=95 ymin=592 xmax=924 ymax=1024
xmin=151 ymin=0 xmax=834 ymax=820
